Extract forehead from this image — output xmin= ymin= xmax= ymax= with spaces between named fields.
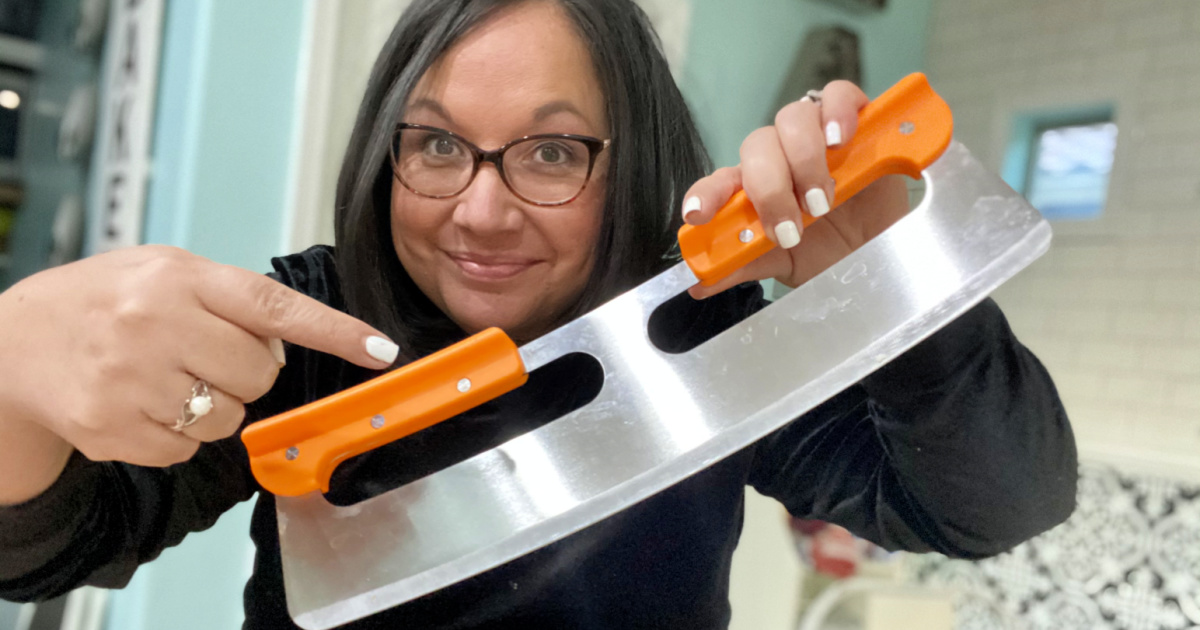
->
xmin=408 ymin=2 xmax=606 ymax=133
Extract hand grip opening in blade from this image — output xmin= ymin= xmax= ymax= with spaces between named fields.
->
xmin=678 ymin=72 xmax=954 ymax=287
xmin=242 ymin=328 xmax=528 ymax=497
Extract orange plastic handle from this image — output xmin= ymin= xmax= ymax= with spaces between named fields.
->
xmin=678 ymin=72 xmax=954 ymax=286
xmin=242 ymin=328 xmax=527 ymax=497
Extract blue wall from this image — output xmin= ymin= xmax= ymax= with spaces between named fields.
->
xmin=105 ymin=2 xmax=309 ymax=629
xmin=142 ymin=0 xmax=307 ymax=270
xmin=680 ymin=0 xmax=935 ymax=168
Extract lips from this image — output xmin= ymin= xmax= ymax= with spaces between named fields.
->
xmin=447 ymin=252 xmax=540 ymax=281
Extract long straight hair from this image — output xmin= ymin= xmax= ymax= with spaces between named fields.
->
xmin=334 ymin=0 xmax=711 ymax=360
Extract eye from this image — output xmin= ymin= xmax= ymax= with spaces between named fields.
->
xmin=532 ymin=141 xmax=573 ymax=165
xmin=422 ymin=134 xmax=462 ymax=158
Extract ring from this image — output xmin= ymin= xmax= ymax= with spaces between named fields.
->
xmin=173 ymin=380 xmax=214 ymax=432
xmin=804 ymin=89 xmax=823 ymax=105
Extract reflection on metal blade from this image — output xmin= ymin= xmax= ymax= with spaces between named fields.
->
xmin=276 ymin=140 xmax=1052 ymax=629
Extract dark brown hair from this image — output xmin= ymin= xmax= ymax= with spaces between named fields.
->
xmin=334 ymin=0 xmax=711 ymax=360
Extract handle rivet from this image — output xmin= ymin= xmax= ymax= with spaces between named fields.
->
xmin=900 ymin=122 xmax=915 ymax=135
xmin=285 ymin=447 xmax=299 ymax=461
xmin=371 ymin=415 xmax=385 ymax=429
xmin=739 ymin=229 xmax=755 ymax=244
xmin=458 ymin=378 xmax=472 ymax=393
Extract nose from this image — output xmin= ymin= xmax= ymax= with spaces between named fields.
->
xmin=452 ymin=164 xmax=523 ymax=235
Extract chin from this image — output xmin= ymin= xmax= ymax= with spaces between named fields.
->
xmin=442 ymin=286 xmax=573 ymax=341
xmin=450 ymin=302 xmax=538 ymax=338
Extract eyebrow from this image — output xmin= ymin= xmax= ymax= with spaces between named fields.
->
xmin=532 ymin=100 xmax=587 ymax=123
xmin=407 ymin=98 xmax=457 ymax=125
xmin=405 ymin=98 xmax=589 ymax=127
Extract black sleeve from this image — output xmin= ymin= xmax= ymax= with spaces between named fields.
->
xmin=0 ymin=439 xmax=256 ymax=601
xmin=0 ymin=246 xmax=340 ymax=602
xmin=748 ymin=298 xmax=1078 ymax=559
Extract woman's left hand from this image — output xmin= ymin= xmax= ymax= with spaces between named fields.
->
xmin=683 ymin=80 xmax=911 ymax=299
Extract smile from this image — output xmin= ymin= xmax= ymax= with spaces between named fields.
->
xmin=447 ymin=252 xmax=540 ymax=281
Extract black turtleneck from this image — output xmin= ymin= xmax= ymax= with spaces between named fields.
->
xmin=0 ymin=245 xmax=1077 ymax=629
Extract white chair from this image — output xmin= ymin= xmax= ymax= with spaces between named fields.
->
xmin=795 ymin=576 xmax=1021 ymax=630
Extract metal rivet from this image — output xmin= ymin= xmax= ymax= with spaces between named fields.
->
xmin=739 ymin=229 xmax=755 ymax=244
xmin=285 ymin=447 xmax=299 ymax=461
xmin=457 ymin=378 xmax=472 ymax=393
xmin=371 ymin=415 xmax=385 ymax=429
xmin=900 ymin=122 xmax=915 ymax=135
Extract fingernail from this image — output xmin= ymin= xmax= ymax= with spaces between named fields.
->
xmin=683 ymin=196 xmax=702 ymax=224
xmin=775 ymin=220 xmax=801 ymax=249
xmin=269 ymin=338 xmax=286 ymax=367
xmin=366 ymin=336 xmax=399 ymax=365
xmin=805 ymin=188 xmax=830 ymax=218
xmin=825 ymin=121 xmax=842 ymax=147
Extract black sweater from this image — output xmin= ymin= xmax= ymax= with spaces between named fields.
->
xmin=0 ymin=245 xmax=1077 ymax=629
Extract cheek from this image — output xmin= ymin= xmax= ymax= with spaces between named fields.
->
xmin=580 ymin=178 xmax=608 ymax=253
xmin=390 ymin=189 xmax=443 ymax=259
xmin=557 ymin=191 xmax=605 ymax=272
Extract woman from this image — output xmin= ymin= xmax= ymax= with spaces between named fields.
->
xmin=0 ymin=0 xmax=1077 ymax=628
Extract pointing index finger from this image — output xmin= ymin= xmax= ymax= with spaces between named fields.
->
xmin=196 ymin=264 xmax=399 ymax=369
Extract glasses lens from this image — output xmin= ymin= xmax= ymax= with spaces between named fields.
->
xmin=393 ymin=128 xmax=474 ymax=197
xmin=504 ymin=137 xmax=594 ymax=205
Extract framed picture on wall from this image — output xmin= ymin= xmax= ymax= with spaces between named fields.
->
xmin=813 ymin=0 xmax=887 ymax=12
xmin=769 ymin=26 xmax=862 ymax=120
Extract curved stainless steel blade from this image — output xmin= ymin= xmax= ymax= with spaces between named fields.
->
xmin=277 ymin=141 xmax=1052 ymax=630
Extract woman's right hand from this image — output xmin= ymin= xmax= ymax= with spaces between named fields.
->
xmin=0 ymin=245 xmax=398 ymax=503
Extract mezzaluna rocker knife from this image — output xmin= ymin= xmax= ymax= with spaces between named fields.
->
xmin=241 ymin=73 xmax=1053 ymax=629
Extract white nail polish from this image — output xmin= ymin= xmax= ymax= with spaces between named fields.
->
xmin=825 ymin=121 xmax=843 ymax=147
xmin=775 ymin=221 xmax=801 ymax=249
xmin=269 ymin=338 xmax=286 ymax=367
xmin=366 ymin=336 xmax=399 ymax=365
xmin=683 ymin=196 xmax=702 ymax=223
xmin=805 ymin=188 xmax=830 ymax=218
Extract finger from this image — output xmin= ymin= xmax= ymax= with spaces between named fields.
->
xmin=774 ymin=99 xmax=836 ymax=221
xmin=816 ymin=80 xmax=870 ymax=149
xmin=740 ymin=126 xmax=805 ymax=250
xmin=680 ymin=166 xmax=743 ymax=226
xmin=687 ymin=248 xmax=794 ymax=300
xmin=195 ymin=264 xmax=399 ymax=369
xmin=180 ymin=315 xmax=283 ymax=403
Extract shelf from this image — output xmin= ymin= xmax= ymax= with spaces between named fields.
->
xmin=0 ymin=34 xmax=45 ymax=71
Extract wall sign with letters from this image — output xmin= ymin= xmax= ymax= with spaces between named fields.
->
xmin=92 ymin=0 xmax=163 ymax=253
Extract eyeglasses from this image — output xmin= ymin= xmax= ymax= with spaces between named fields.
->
xmin=390 ymin=124 xmax=611 ymax=206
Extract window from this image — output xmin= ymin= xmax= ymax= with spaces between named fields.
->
xmin=1002 ymin=106 xmax=1117 ymax=221
xmin=1025 ymin=121 xmax=1118 ymax=220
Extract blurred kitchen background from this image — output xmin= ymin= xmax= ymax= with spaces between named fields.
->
xmin=0 ymin=0 xmax=1196 ymax=629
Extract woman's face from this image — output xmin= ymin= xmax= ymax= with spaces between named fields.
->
xmin=391 ymin=1 xmax=608 ymax=341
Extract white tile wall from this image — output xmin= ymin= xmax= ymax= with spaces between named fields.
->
xmin=926 ymin=0 xmax=1200 ymax=468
